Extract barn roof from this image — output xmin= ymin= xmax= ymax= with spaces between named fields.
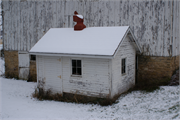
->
xmin=29 ymin=26 xmax=141 ymax=58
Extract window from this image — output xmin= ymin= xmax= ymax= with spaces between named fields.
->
xmin=121 ymin=58 xmax=126 ymax=74
xmin=30 ymin=55 xmax=36 ymax=61
xmin=72 ymin=60 xmax=82 ymax=75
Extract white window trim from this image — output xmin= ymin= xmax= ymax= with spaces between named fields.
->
xmin=121 ymin=57 xmax=126 ymax=76
xmin=71 ymin=58 xmax=83 ymax=77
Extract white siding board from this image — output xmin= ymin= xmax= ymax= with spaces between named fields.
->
xmin=108 ymin=1 xmax=115 ymax=26
xmin=84 ymin=0 xmax=90 ymax=27
xmin=42 ymin=56 xmax=62 ymax=93
xmin=61 ymin=57 xmax=110 ymax=98
xmin=18 ymin=53 xmax=30 ymax=67
xmin=87 ymin=1 xmax=93 ymax=27
xmin=36 ymin=1 xmax=43 ymax=43
xmin=52 ymin=1 xmax=57 ymax=28
xmin=103 ymin=0 xmax=109 ymax=26
xmin=92 ymin=0 xmax=99 ymax=27
xmin=19 ymin=68 xmax=29 ymax=80
xmin=164 ymin=1 xmax=171 ymax=56
xmin=111 ymin=36 xmax=136 ymax=98
xmin=11 ymin=1 xmax=15 ymax=50
xmin=3 ymin=1 xmax=8 ymax=50
xmin=64 ymin=0 xmax=68 ymax=28
xmin=78 ymin=0 xmax=84 ymax=16
xmin=16 ymin=1 xmax=20 ymax=51
xmin=3 ymin=0 xmax=179 ymax=56
xmin=22 ymin=2 xmax=28 ymax=51
xmin=114 ymin=1 xmax=120 ymax=26
xmin=19 ymin=2 xmax=23 ymax=51
xmin=173 ymin=1 xmax=179 ymax=56
xmin=29 ymin=1 xmax=34 ymax=49
xmin=26 ymin=2 xmax=30 ymax=51
xmin=8 ymin=1 xmax=12 ymax=50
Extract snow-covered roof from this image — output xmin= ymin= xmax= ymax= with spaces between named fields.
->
xmin=30 ymin=26 xmax=140 ymax=57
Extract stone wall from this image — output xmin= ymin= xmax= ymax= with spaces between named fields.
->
xmin=137 ymin=55 xmax=179 ymax=85
xmin=4 ymin=50 xmax=179 ymax=85
xmin=171 ymin=56 xmax=179 ymax=74
xmin=4 ymin=50 xmax=37 ymax=81
xmin=4 ymin=51 xmax=19 ymax=78
xmin=28 ymin=61 xmax=37 ymax=82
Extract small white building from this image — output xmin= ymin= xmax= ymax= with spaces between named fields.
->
xmin=29 ymin=26 xmax=141 ymax=99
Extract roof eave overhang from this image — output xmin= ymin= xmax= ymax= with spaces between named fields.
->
xmin=29 ymin=52 xmax=113 ymax=59
xmin=112 ymin=27 xmax=131 ymax=58
xmin=128 ymin=28 xmax=142 ymax=53
xmin=112 ymin=27 xmax=142 ymax=58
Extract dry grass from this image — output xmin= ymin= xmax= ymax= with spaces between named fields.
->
xmin=32 ymin=80 xmax=118 ymax=106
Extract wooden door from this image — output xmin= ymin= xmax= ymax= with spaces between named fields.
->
xmin=43 ymin=56 xmax=62 ymax=94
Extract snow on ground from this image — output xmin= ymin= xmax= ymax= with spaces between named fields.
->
xmin=0 ymin=44 xmax=179 ymax=120
xmin=0 ymin=78 xmax=179 ymax=120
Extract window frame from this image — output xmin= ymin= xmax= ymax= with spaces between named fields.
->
xmin=121 ymin=58 xmax=126 ymax=75
xmin=71 ymin=59 xmax=82 ymax=77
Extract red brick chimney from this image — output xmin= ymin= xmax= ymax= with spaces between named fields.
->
xmin=73 ymin=11 xmax=86 ymax=31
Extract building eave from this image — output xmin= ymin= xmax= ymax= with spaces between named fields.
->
xmin=29 ymin=52 xmax=113 ymax=59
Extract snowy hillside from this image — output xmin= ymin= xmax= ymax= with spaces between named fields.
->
xmin=0 ymin=45 xmax=179 ymax=120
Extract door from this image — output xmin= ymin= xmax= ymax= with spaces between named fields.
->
xmin=18 ymin=52 xmax=29 ymax=80
xmin=43 ymin=56 xmax=62 ymax=94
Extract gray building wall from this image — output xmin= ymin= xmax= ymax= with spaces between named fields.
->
xmin=2 ymin=0 xmax=179 ymax=56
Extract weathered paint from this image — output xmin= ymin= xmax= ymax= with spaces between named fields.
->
xmin=36 ymin=56 xmax=63 ymax=93
xmin=111 ymin=36 xmax=136 ymax=97
xmin=18 ymin=52 xmax=29 ymax=67
xmin=36 ymin=55 xmax=111 ymax=98
xmin=35 ymin=34 xmax=137 ymax=98
xmin=19 ymin=68 xmax=29 ymax=80
xmin=2 ymin=0 xmax=179 ymax=56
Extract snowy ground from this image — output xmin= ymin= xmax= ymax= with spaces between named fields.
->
xmin=0 ymin=45 xmax=179 ymax=120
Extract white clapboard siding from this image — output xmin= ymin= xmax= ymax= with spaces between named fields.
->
xmin=2 ymin=0 xmax=179 ymax=56
xmin=111 ymin=36 xmax=136 ymax=97
xmin=36 ymin=56 xmax=111 ymax=98
xmin=36 ymin=56 xmax=62 ymax=94
xmin=43 ymin=56 xmax=62 ymax=93
xmin=62 ymin=57 xmax=110 ymax=98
